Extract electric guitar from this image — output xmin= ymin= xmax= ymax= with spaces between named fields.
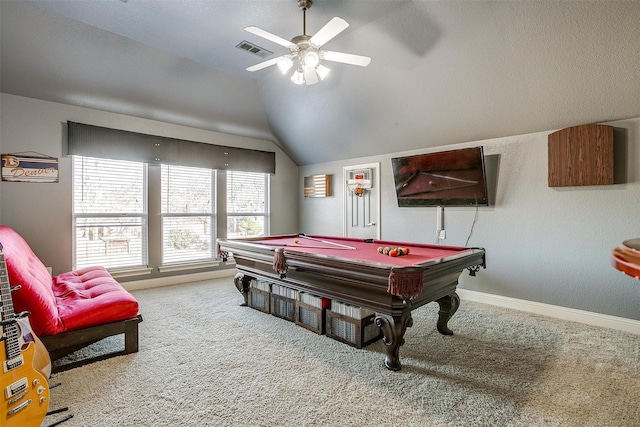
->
xmin=1 ymin=243 xmax=50 ymax=427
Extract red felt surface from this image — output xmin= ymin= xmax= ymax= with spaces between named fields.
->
xmin=251 ymin=235 xmax=472 ymax=268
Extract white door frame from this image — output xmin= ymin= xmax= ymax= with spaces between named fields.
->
xmin=343 ymin=162 xmax=381 ymax=239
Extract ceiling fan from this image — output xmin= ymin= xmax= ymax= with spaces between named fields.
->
xmin=245 ymin=0 xmax=371 ymax=85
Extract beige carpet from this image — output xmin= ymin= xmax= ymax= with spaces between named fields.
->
xmin=44 ymin=279 xmax=640 ymax=427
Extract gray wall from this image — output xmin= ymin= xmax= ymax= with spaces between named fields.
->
xmin=2 ymin=92 xmax=638 ymax=321
xmin=0 ymin=93 xmax=299 ymax=277
xmin=299 ymin=117 xmax=640 ymax=321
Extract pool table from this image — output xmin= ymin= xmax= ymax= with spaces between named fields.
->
xmin=217 ymin=234 xmax=486 ymax=371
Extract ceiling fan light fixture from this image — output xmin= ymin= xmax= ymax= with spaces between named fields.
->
xmin=316 ymin=64 xmax=330 ymax=80
xmin=277 ymin=56 xmax=294 ymax=74
xmin=302 ymin=49 xmax=320 ymax=68
xmin=291 ymin=69 xmax=305 ymax=85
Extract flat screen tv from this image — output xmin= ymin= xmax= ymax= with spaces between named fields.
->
xmin=391 ymin=146 xmax=489 ymax=207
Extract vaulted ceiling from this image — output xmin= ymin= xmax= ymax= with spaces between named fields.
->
xmin=2 ymin=0 xmax=639 ymax=166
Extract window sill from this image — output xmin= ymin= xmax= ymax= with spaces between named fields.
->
xmin=109 ymin=267 xmax=153 ymax=279
xmin=158 ymin=260 xmax=223 ymax=273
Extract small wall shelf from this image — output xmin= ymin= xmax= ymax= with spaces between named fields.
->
xmin=548 ymin=124 xmax=614 ymax=187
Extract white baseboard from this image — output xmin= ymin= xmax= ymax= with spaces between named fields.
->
xmin=457 ymin=289 xmax=640 ymax=335
xmin=121 ymin=268 xmax=236 ymax=292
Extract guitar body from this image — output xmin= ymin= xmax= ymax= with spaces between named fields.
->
xmin=1 ymin=328 xmax=50 ymax=427
xmin=16 ymin=317 xmax=52 ymax=380
xmin=0 ymin=242 xmax=50 ymax=426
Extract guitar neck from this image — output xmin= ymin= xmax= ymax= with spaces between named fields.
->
xmin=1 ymin=254 xmax=17 ymax=316
xmin=0 ymin=253 xmax=21 ymax=362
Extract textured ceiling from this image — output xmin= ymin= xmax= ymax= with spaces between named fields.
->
xmin=1 ymin=0 xmax=639 ymax=166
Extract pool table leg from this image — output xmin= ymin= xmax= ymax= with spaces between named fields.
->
xmin=375 ymin=311 xmax=414 ymax=371
xmin=233 ymin=272 xmax=251 ymax=306
xmin=436 ymin=292 xmax=460 ymax=335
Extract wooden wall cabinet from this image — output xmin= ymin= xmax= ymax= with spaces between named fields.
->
xmin=548 ymin=124 xmax=614 ymax=187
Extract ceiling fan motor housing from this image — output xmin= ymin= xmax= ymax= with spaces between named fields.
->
xmin=291 ymin=35 xmax=312 ymax=46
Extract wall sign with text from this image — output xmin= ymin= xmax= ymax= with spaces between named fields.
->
xmin=1 ymin=152 xmax=59 ymax=183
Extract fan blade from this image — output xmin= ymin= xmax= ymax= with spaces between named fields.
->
xmin=304 ymin=67 xmax=319 ymax=85
xmin=323 ymin=51 xmax=371 ymax=67
xmin=246 ymin=56 xmax=286 ymax=72
xmin=245 ymin=26 xmax=295 ymax=49
xmin=309 ymin=17 xmax=349 ymax=48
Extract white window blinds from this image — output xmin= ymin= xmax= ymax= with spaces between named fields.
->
xmin=226 ymin=171 xmax=269 ymax=238
xmin=72 ymin=156 xmax=147 ymax=269
xmin=161 ymin=165 xmax=216 ymax=264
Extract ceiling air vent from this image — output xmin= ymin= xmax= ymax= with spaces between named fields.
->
xmin=236 ymin=41 xmax=272 ymax=58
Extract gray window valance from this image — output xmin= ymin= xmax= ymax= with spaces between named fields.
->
xmin=67 ymin=121 xmax=275 ymax=174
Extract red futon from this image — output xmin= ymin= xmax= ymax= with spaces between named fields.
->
xmin=0 ymin=225 xmax=142 ymax=371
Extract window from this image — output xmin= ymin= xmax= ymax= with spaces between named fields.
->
xmin=72 ymin=155 xmax=269 ymax=273
xmin=72 ymin=156 xmax=147 ymax=270
xmin=227 ymin=171 xmax=269 ymax=238
xmin=161 ymin=165 xmax=216 ymax=264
